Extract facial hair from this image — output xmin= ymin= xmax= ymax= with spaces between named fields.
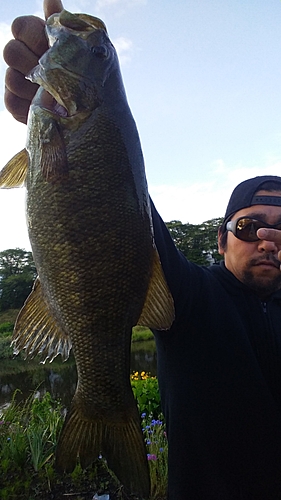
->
xmin=241 ymin=255 xmax=281 ymax=298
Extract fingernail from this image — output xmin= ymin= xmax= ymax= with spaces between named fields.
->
xmin=257 ymin=229 xmax=266 ymax=238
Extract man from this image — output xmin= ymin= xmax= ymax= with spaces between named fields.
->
xmin=151 ymin=179 xmax=281 ymax=499
xmin=4 ymin=2 xmax=281 ymax=498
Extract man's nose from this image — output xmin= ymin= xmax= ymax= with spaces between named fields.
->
xmin=257 ymin=238 xmax=278 ymax=253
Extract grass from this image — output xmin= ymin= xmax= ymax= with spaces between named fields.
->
xmin=0 ymin=309 xmax=20 ymax=324
xmin=0 ymin=375 xmax=167 ymax=500
xmin=131 ymin=327 xmax=154 ymax=342
xmin=0 ymin=311 xmax=165 ymax=497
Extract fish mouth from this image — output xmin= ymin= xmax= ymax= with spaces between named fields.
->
xmin=37 ymin=88 xmax=69 ymax=117
xmin=28 ymin=64 xmax=79 ymax=118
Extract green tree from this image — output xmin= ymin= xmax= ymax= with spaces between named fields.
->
xmin=166 ymin=217 xmax=223 ymax=265
xmin=0 ymin=248 xmax=36 ymax=311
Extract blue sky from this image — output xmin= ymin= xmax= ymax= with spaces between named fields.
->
xmin=0 ymin=0 xmax=281 ymax=250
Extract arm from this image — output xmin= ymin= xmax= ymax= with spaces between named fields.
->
xmin=3 ymin=0 xmax=63 ymax=123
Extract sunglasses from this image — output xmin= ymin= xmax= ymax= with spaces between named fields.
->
xmin=226 ymin=217 xmax=281 ymax=242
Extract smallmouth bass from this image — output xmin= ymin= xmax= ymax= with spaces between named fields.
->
xmin=0 ymin=10 xmax=174 ymax=498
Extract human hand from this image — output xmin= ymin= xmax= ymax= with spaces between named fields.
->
xmin=3 ymin=0 xmax=63 ymax=124
xmin=257 ymin=228 xmax=281 ymax=266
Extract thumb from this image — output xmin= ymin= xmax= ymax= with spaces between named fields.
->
xmin=43 ymin=0 xmax=64 ymax=19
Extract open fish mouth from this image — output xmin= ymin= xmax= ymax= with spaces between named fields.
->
xmin=27 ymin=66 xmax=81 ymax=118
xmin=38 ymin=89 xmax=69 ymax=117
xmin=27 ymin=58 xmax=100 ymax=118
xmin=47 ymin=10 xmax=107 ymax=37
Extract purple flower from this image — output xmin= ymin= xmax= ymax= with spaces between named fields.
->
xmin=147 ymin=453 xmax=157 ymax=461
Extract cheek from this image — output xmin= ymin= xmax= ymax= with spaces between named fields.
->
xmin=224 ymin=238 xmax=255 ymax=267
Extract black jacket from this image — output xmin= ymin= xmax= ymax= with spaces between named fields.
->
xmin=152 ymin=202 xmax=281 ymax=500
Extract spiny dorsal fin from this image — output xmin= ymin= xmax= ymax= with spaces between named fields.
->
xmin=12 ymin=277 xmax=72 ymax=362
xmin=137 ymin=247 xmax=175 ymax=330
xmin=0 ymin=149 xmax=28 ymax=188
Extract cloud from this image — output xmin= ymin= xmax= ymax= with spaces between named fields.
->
xmin=0 ymin=109 xmax=29 ymax=251
xmin=150 ymin=158 xmax=281 ymax=224
xmin=113 ymin=36 xmax=133 ymax=65
xmin=96 ymin=0 xmax=146 ymax=11
xmin=0 ymin=110 xmax=26 ymax=164
xmin=150 ymin=181 xmax=227 ymax=224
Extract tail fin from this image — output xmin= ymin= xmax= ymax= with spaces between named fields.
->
xmin=55 ymin=398 xmax=150 ymax=499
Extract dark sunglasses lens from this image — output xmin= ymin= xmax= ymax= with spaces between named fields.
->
xmin=236 ymin=218 xmax=262 ymax=241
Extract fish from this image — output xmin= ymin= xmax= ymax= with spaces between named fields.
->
xmin=0 ymin=10 xmax=174 ymax=499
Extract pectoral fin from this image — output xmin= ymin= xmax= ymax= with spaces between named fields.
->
xmin=12 ymin=277 xmax=72 ymax=362
xmin=40 ymin=117 xmax=68 ymax=183
xmin=137 ymin=248 xmax=175 ymax=330
xmin=0 ymin=149 xmax=28 ymax=188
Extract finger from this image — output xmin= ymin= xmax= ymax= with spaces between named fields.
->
xmin=3 ymin=39 xmax=40 ymax=77
xmin=11 ymin=15 xmax=48 ymax=58
xmin=4 ymin=88 xmax=31 ymax=125
xmin=5 ymin=68 xmax=38 ymax=102
xmin=257 ymin=228 xmax=281 ymax=243
xmin=44 ymin=0 xmax=64 ymax=19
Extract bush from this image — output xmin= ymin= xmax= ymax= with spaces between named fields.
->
xmin=0 ymin=322 xmax=14 ymax=334
xmin=131 ymin=371 xmax=161 ymax=418
xmin=0 ymin=337 xmax=13 ymax=358
xmin=132 ymin=326 xmax=154 ymax=342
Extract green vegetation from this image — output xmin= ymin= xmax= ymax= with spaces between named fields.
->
xmin=132 ymin=326 xmax=154 ymax=342
xmin=131 ymin=371 xmax=161 ymax=418
xmin=0 ymin=378 xmax=167 ymax=500
xmin=166 ymin=217 xmax=223 ymax=265
xmin=0 ymin=249 xmax=36 ymax=312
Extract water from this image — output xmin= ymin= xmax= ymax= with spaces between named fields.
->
xmin=0 ymin=340 xmax=157 ymax=410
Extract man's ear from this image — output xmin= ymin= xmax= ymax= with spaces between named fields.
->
xmin=218 ymin=227 xmax=225 ymax=256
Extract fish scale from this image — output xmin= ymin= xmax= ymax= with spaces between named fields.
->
xmin=0 ymin=9 xmax=174 ymax=499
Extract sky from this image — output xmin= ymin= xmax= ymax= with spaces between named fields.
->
xmin=0 ymin=0 xmax=281 ymax=251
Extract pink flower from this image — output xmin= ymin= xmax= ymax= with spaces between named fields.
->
xmin=147 ymin=454 xmax=157 ymax=461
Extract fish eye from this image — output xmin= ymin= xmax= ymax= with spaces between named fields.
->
xmin=91 ymin=45 xmax=108 ymax=59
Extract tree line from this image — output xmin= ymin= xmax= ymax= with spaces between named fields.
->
xmin=0 ymin=248 xmax=36 ymax=312
xmin=0 ymin=217 xmax=223 ymax=311
xmin=166 ymin=217 xmax=223 ymax=265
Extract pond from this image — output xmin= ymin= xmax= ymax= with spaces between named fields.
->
xmin=0 ymin=340 xmax=157 ymax=410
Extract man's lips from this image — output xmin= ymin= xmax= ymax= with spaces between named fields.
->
xmin=252 ymin=258 xmax=280 ymax=270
